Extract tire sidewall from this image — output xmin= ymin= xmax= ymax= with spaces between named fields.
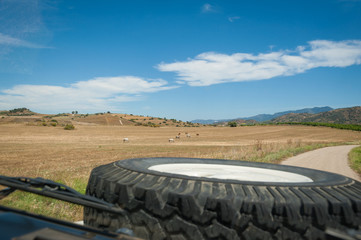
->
xmin=114 ymin=157 xmax=352 ymax=187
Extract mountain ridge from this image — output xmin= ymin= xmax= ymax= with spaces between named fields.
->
xmin=191 ymin=106 xmax=334 ymax=124
xmin=271 ymin=106 xmax=361 ymax=125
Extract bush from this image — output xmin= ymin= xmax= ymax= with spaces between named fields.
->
xmin=64 ymin=124 xmax=75 ymax=130
xmin=9 ymin=107 xmax=29 ymax=113
xmin=228 ymin=121 xmax=237 ymax=127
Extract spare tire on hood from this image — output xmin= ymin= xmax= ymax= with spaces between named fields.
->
xmin=84 ymin=157 xmax=361 ymax=240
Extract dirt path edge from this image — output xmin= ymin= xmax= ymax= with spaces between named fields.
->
xmin=281 ymin=145 xmax=361 ymax=182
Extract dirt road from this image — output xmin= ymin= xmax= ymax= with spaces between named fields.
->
xmin=282 ymin=145 xmax=361 ymax=181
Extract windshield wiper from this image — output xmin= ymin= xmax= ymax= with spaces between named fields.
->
xmin=0 ymin=175 xmax=125 ymax=216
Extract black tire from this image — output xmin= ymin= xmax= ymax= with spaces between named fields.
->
xmin=84 ymin=158 xmax=361 ymax=240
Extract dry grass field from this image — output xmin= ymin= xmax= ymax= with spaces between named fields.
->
xmin=1 ymin=122 xmax=361 ymax=221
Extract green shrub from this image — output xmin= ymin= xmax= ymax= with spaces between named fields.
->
xmin=228 ymin=121 xmax=237 ymax=127
xmin=64 ymin=124 xmax=75 ymax=130
xmin=349 ymin=146 xmax=361 ymax=174
xmin=9 ymin=107 xmax=29 ymax=113
xmin=50 ymin=122 xmax=57 ymax=127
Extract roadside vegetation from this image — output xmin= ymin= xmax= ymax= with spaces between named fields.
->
xmin=349 ymin=146 xmax=361 ymax=175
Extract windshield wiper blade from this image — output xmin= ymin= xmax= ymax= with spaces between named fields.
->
xmin=0 ymin=175 xmax=125 ymax=216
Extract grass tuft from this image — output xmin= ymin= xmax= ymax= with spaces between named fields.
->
xmin=349 ymin=146 xmax=361 ymax=175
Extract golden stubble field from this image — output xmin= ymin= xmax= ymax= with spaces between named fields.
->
xmin=1 ymin=123 xmax=360 ymax=221
xmin=1 ymin=123 xmax=361 ymax=181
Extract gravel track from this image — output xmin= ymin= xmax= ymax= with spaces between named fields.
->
xmin=282 ymin=145 xmax=361 ymax=181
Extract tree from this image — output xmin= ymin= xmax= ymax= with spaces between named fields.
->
xmin=228 ymin=121 xmax=237 ymax=127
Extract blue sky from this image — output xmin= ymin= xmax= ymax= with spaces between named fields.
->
xmin=0 ymin=0 xmax=361 ymax=121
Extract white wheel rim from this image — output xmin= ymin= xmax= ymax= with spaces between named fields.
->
xmin=149 ymin=163 xmax=313 ymax=183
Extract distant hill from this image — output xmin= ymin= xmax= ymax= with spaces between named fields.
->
xmin=213 ymin=119 xmax=259 ymax=126
xmin=191 ymin=106 xmax=333 ymax=124
xmin=271 ymin=106 xmax=361 ymax=125
xmin=191 ymin=118 xmax=232 ymax=125
xmin=0 ymin=108 xmax=201 ymax=127
xmin=243 ymin=106 xmax=333 ymax=122
xmin=0 ymin=107 xmax=36 ymax=116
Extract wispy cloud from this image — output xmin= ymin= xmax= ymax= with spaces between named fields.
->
xmin=228 ymin=16 xmax=240 ymax=22
xmin=202 ymin=3 xmax=215 ymax=13
xmin=0 ymin=76 xmax=177 ymax=113
xmin=0 ymin=33 xmax=49 ymax=48
xmin=157 ymin=40 xmax=361 ymax=86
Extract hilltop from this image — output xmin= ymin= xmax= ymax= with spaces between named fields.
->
xmin=0 ymin=107 xmax=36 ymax=116
xmin=271 ymin=106 xmax=361 ymax=125
xmin=0 ymin=108 xmax=202 ymax=128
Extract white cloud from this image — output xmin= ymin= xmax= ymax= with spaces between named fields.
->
xmin=228 ymin=16 xmax=240 ymax=22
xmin=0 ymin=33 xmax=48 ymax=48
xmin=157 ymin=40 xmax=361 ymax=86
xmin=0 ymin=76 xmax=177 ymax=113
xmin=202 ymin=3 xmax=215 ymax=13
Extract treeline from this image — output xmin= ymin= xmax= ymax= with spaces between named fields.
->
xmin=0 ymin=108 xmax=34 ymax=116
xmin=276 ymin=122 xmax=361 ymax=131
xmin=9 ymin=107 xmax=29 ymax=113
